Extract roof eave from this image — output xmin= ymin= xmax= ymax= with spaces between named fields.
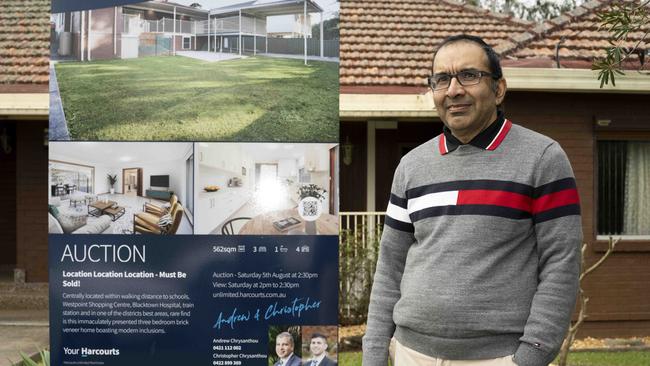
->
xmin=0 ymin=93 xmax=49 ymax=120
xmin=210 ymin=0 xmax=322 ymax=16
xmin=126 ymin=2 xmax=208 ymax=17
xmin=503 ymin=67 xmax=650 ymax=93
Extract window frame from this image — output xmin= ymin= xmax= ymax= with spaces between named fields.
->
xmin=595 ymin=131 xmax=650 ymax=252
xmin=182 ymin=36 xmax=191 ymax=50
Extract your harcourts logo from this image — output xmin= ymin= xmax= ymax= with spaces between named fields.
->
xmin=64 ymin=347 xmax=120 ymax=357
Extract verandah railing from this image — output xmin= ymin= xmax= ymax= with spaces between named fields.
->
xmin=339 ymin=212 xmax=385 ymax=325
xmin=123 ymin=15 xmax=266 ymax=36
xmin=123 ymin=15 xmax=199 ymax=35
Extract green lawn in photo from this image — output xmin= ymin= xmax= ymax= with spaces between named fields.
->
xmin=337 ymin=351 xmax=650 ymax=366
xmin=55 ymin=56 xmax=338 ymax=141
xmin=339 ymin=352 xmax=362 ymax=365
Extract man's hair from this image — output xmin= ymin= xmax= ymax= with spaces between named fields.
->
xmin=432 ymin=34 xmax=503 ymax=80
xmin=310 ymin=333 xmax=328 ymax=342
xmin=276 ymin=332 xmax=294 ymax=346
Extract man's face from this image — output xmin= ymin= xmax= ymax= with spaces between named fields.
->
xmin=309 ymin=337 xmax=327 ymax=357
xmin=432 ymin=41 xmax=506 ymax=140
xmin=275 ymin=336 xmax=293 ymax=359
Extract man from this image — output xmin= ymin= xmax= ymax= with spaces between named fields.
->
xmin=302 ymin=333 xmax=337 ymax=366
xmin=274 ymin=332 xmax=301 ymax=366
xmin=362 ymin=34 xmax=582 ymax=366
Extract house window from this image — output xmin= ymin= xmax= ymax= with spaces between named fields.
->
xmin=598 ymin=141 xmax=650 ymax=236
xmin=182 ymin=36 xmax=191 ymax=50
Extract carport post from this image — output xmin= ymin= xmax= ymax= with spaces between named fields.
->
xmin=303 ymin=0 xmax=307 ymax=65
xmin=113 ymin=7 xmax=117 ymax=56
xmin=207 ymin=14 xmax=210 ymax=52
xmin=253 ymin=17 xmax=257 ymax=55
xmin=320 ymin=11 xmax=323 ymax=58
xmin=173 ymin=6 xmax=176 ymax=55
xmin=88 ymin=10 xmax=92 ymax=61
xmin=238 ymin=10 xmax=242 ymax=56
xmin=80 ymin=10 xmax=84 ymax=61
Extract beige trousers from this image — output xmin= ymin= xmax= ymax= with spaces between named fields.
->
xmin=391 ymin=338 xmax=518 ymax=366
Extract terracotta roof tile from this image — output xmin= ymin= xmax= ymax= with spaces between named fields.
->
xmin=508 ymin=0 xmax=649 ymax=68
xmin=0 ymin=0 xmax=50 ymax=88
xmin=341 ymin=0 xmax=649 ymax=89
xmin=340 ymin=0 xmax=533 ymax=87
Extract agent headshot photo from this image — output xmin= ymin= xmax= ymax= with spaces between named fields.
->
xmin=362 ymin=34 xmax=582 ymax=366
xmin=303 ymin=333 xmax=337 ymax=366
xmin=274 ymin=331 xmax=301 ymax=366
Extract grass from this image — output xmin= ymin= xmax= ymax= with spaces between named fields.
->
xmin=339 ymin=352 xmax=363 ymax=365
xmin=55 ymin=55 xmax=338 ymax=141
xmin=561 ymin=351 xmax=650 ymax=366
xmin=337 ymin=351 xmax=650 ymax=366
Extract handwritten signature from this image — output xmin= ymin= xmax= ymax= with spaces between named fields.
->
xmin=213 ymin=297 xmax=321 ymax=330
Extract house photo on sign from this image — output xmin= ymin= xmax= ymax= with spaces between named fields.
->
xmin=49 ymin=0 xmax=339 ymax=141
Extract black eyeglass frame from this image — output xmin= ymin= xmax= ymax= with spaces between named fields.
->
xmin=427 ymin=69 xmax=497 ymax=91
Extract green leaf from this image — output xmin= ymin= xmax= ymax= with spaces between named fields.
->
xmin=42 ymin=349 xmax=50 ymax=366
xmin=19 ymin=352 xmax=39 ymax=366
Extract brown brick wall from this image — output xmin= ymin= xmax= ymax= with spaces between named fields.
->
xmin=505 ymin=91 xmax=650 ymax=337
xmin=15 ymin=121 xmax=48 ymax=282
xmin=90 ymin=32 xmax=118 ymax=60
xmin=174 ymin=35 xmax=182 ymax=52
xmin=89 ymin=7 xmax=118 ymax=60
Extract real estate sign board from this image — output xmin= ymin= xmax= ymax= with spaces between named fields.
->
xmin=48 ymin=1 xmax=340 ymax=364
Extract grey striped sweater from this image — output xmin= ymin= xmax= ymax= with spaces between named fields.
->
xmin=362 ymin=120 xmax=582 ymax=366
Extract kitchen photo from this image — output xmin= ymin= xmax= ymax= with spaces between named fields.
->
xmin=196 ymin=143 xmax=339 ymax=235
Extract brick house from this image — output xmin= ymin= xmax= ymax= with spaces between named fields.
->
xmin=51 ymin=0 xmax=325 ymax=61
xmin=339 ymin=0 xmax=650 ymax=337
xmin=0 ymin=0 xmax=49 ymax=283
xmin=51 ymin=1 xmax=208 ymax=60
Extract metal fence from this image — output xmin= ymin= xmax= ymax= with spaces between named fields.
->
xmin=242 ymin=36 xmax=268 ymax=53
xmin=267 ymin=38 xmax=339 ymax=57
xmin=339 ymin=212 xmax=385 ymax=325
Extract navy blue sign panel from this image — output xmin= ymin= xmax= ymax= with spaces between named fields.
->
xmin=49 ymin=235 xmax=338 ymax=366
xmin=52 ymin=0 xmax=144 ymax=13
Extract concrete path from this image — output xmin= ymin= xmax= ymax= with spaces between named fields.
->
xmin=49 ymin=63 xmax=70 ymax=140
xmin=176 ymin=51 xmax=245 ymax=62
xmin=260 ymin=53 xmax=339 ymax=63
xmin=0 ymin=310 xmax=49 ymax=366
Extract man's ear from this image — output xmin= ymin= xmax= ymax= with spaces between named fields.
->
xmin=494 ymin=78 xmax=507 ymax=105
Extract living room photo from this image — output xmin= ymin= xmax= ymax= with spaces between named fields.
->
xmin=196 ymin=142 xmax=338 ymax=235
xmin=48 ymin=141 xmax=194 ymax=234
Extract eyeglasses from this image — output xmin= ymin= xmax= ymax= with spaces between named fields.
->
xmin=427 ymin=69 xmax=495 ymax=91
